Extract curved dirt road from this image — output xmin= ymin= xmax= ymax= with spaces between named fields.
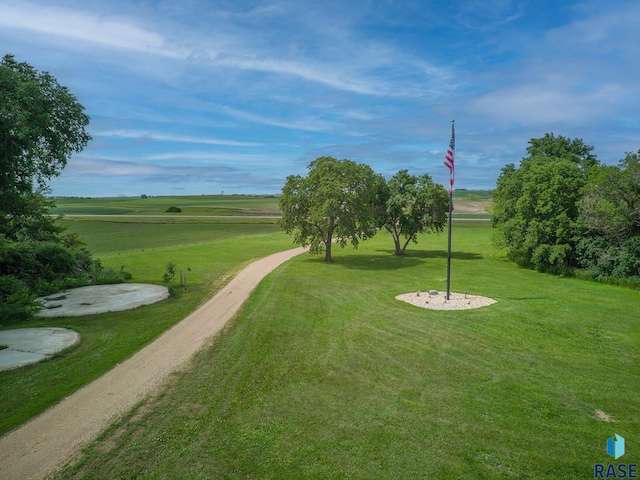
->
xmin=0 ymin=246 xmax=306 ymax=480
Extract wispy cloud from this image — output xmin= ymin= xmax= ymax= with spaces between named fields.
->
xmin=93 ymin=130 xmax=262 ymax=147
xmin=4 ymin=0 xmax=638 ymax=195
xmin=0 ymin=2 xmax=186 ymax=58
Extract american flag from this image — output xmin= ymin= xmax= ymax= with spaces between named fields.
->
xmin=444 ymin=121 xmax=455 ymax=191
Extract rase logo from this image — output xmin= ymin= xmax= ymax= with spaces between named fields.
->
xmin=594 ymin=434 xmax=637 ymax=479
xmin=609 ymin=435 xmax=626 ymax=460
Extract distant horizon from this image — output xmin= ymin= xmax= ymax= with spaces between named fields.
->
xmin=49 ymin=187 xmax=492 ymax=200
xmin=3 ymin=0 xmax=638 ymax=197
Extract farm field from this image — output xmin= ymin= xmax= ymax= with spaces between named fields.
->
xmin=50 ymin=220 xmax=639 ymax=479
xmin=51 ymin=195 xmax=282 ymax=216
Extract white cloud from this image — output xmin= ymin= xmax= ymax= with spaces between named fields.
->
xmin=0 ymin=2 xmax=186 ymax=58
xmin=93 ymin=129 xmax=262 ymax=147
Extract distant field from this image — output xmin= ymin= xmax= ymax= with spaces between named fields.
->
xmin=52 ymin=192 xmax=494 ymax=217
xmin=51 ymin=195 xmax=282 ymax=216
xmin=451 ymin=190 xmax=493 ymax=215
xmin=452 ymin=189 xmax=492 ymax=200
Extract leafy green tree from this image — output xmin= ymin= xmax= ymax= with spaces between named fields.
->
xmin=580 ymin=151 xmax=640 ymax=243
xmin=524 ymin=133 xmax=598 ymax=171
xmin=1 ymin=55 xmax=94 ymax=323
xmin=1 ymin=54 xmax=91 ymax=240
xmin=379 ymin=169 xmax=448 ymax=255
xmin=576 ymin=151 xmax=640 ymax=280
xmin=492 ymin=134 xmax=598 ymax=270
xmin=279 ymin=156 xmax=383 ymax=262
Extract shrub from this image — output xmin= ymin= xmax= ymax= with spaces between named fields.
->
xmin=166 ymin=206 xmax=182 ymax=213
xmin=35 ymin=242 xmax=76 ymax=281
xmin=0 ymin=275 xmax=41 ymax=325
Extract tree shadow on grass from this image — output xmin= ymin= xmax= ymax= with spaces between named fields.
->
xmin=407 ymin=249 xmax=484 ymax=261
xmin=327 ymin=249 xmax=483 ymax=271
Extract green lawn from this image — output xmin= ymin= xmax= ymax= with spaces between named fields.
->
xmin=0 ymin=218 xmax=293 ymax=436
xmin=57 ymin=222 xmax=640 ymax=479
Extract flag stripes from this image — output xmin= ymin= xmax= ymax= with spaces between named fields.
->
xmin=444 ymin=121 xmax=455 ymax=190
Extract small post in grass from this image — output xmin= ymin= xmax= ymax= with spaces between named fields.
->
xmin=444 ymin=120 xmax=455 ymax=301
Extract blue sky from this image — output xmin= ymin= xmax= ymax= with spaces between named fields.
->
xmin=1 ymin=0 xmax=639 ymax=196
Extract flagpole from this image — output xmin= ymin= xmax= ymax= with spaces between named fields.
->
xmin=446 ymin=179 xmax=453 ymax=300
xmin=444 ymin=120 xmax=455 ymax=301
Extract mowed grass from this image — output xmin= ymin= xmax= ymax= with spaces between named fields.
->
xmin=59 ymin=222 xmax=640 ymax=479
xmin=0 ymin=218 xmax=293 ymax=436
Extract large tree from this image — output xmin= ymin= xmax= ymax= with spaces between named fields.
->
xmin=1 ymin=55 xmax=93 ymax=324
xmin=379 ymin=169 xmax=448 ymax=255
xmin=492 ymin=134 xmax=598 ymax=270
xmin=1 ymin=54 xmax=91 ymax=240
xmin=279 ymin=156 xmax=383 ymax=262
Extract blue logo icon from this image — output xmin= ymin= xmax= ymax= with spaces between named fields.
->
xmin=608 ymin=434 xmax=625 ymax=460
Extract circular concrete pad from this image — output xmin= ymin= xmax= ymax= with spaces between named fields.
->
xmin=35 ymin=283 xmax=169 ymax=317
xmin=0 ymin=327 xmax=80 ymax=371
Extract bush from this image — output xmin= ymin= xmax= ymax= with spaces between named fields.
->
xmin=576 ymin=235 xmax=640 ymax=284
xmin=166 ymin=206 xmax=182 ymax=213
xmin=35 ymin=242 xmax=76 ymax=281
xmin=0 ymin=275 xmax=41 ymax=325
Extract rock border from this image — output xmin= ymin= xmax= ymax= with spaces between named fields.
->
xmin=396 ymin=291 xmax=496 ymax=310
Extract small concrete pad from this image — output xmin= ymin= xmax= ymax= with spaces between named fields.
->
xmin=36 ymin=283 xmax=169 ymax=317
xmin=0 ymin=327 xmax=80 ymax=371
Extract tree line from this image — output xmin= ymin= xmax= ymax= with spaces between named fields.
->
xmin=279 ymin=156 xmax=449 ymax=262
xmin=492 ymin=133 xmax=640 ymax=285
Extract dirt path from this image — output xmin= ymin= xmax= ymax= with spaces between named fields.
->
xmin=0 ymin=247 xmax=306 ymax=480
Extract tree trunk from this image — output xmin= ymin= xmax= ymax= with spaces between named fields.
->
xmin=393 ymin=235 xmax=404 ymax=255
xmin=325 ymin=224 xmax=334 ymax=262
xmin=401 ymin=237 xmax=413 ymax=255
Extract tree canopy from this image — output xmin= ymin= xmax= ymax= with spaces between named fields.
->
xmin=493 ymin=133 xmax=640 ymax=283
xmin=1 ymin=54 xmax=91 ymax=240
xmin=379 ymin=169 xmax=448 ymax=255
xmin=576 ymin=151 xmax=640 ymax=280
xmin=279 ymin=157 xmax=383 ymax=262
xmin=492 ymin=134 xmax=597 ymax=270
xmin=1 ymin=55 xmax=99 ymax=325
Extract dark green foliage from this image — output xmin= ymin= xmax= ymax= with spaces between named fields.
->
xmin=0 ymin=55 xmax=101 ymax=322
xmin=165 ymin=206 xmax=182 ymax=213
xmin=0 ymin=237 xmax=105 ymax=295
xmin=492 ymin=134 xmax=596 ymax=271
xmin=574 ymin=151 xmax=640 ymax=282
xmin=162 ymin=262 xmax=177 ymax=284
xmin=1 ymin=54 xmax=90 ymax=236
xmin=0 ymin=275 xmax=40 ymax=325
xmin=577 ymin=236 xmax=640 ymax=281
xmin=494 ymin=134 xmax=640 ymax=283
xmin=379 ymin=169 xmax=448 ymax=255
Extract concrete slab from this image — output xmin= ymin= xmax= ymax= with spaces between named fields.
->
xmin=35 ymin=283 xmax=169 ymax=317
xmin=0 ymin=328 xmax=80 ymax=371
